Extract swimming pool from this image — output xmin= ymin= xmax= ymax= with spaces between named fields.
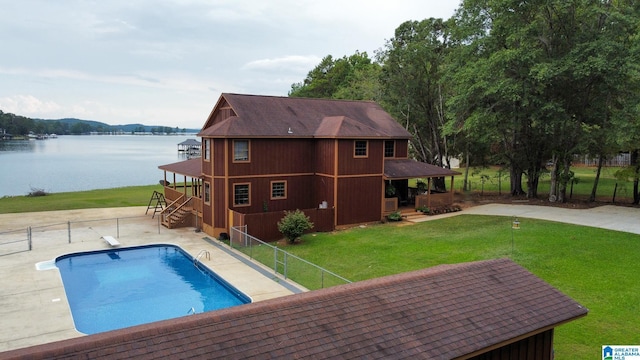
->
xmin=55 ymin=244 xmax=251 ymax=335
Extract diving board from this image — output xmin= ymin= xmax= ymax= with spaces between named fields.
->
xmin=101 ymin=236 xmax=120 ymax=247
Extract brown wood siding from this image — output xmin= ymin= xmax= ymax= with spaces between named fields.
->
xmin=209 ymin=99 xmax=235 ymax=126
xmin=468 ymin=329 xmax=554 ymax=360
xmin=201 ymin=148 xmax=212 ymax=177
xmin=227 ymin=139 xmax=314 ymax=177
xmin=337 ymin=139 xmax=384 ymax=176
xmin=242 ymin=208 xmax=334 ymax=241
xmin=213 ymin=139 xmax=226 ymax=176
xmin=314 ymin=175 xmax=334 ymax=209
xmin=395 ymin=140 xmax=408 ymax=158
xmin=336 ymin=176 xmax=382 ymax=225
xmin=213 ymin=178 xmax=226 ymax=229
xmin=315 ymin=139 xmax=336 ymax=175
xmin=229 ymin=175 xmax=315 ymax=214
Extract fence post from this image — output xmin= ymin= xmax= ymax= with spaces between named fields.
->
xmin=28 ymin=227 xmax=32 ymax=251
xmin=273 ymin=247 xmax=278 ymax=275
xmin=283 ymin=252 xmax=288 ymax=279
xmin=68 ymin=221 xmax=71 ymax=243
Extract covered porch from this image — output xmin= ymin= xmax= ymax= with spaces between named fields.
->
xmin=383 ymin=159 xmax=461 ymax=215
xmin=157 ymin=158 xmax=203 ymax=229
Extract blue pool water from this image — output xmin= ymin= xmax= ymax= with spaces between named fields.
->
xmin=55 ymin=244 xmax=251 ymax=334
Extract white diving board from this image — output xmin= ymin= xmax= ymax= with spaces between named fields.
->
xmin=101 ymin=236 xmax=121 ymax=247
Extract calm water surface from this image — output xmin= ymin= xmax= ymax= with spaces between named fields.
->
xmin=0 ymin=135 xmax=197 ymax=197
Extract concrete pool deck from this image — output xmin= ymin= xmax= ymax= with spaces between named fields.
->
xmin=0 ymin=207 xmax=302 ymax=352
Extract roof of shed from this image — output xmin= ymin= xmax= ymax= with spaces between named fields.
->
xmin=384 ymin=159 xmax=461 ymax=179
xmin=198 ymin=93 xmax=412 ymax=139
xmin=158 ymin=158 xmax=202 ymax=178
xmin=1 ymin=259 xmax=587 ymax=360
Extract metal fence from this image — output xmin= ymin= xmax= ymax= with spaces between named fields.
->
xmin=229 ymin=225 xmax=351 ymax=290
xmin=0 ymin=216 xmax=163 ymax=256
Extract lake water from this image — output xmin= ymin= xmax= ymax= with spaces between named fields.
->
xmin=0 ymin=135 xmax=198 ymax=197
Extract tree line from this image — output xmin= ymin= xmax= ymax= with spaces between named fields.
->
xmin=0 ymin=110 xmax=187 ymax=135
xmin=289 ymin=0 xmax=640 ymax=204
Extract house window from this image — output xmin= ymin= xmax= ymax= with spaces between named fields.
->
xmin=354 ymin=140 xmax=368 ymax=157
xmin=204 ymin=182 xmax=211 ymax=204
xmin=271 ymin=181 xmax=287 ymax=200
xmin=233 ymin=183 xmax=250 ymax=206
xmin=233 ymin=140 xmax=250 ymax=162
xmin=203 ymin=139 xmax=210 ymax=161
xmin=384 ymin=140 xmax=395 ymax=158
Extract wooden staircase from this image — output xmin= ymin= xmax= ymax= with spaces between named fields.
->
xmin=401 ymin=209 xmax=427 ymax=222
xmin=161 ymin=196 xmax=194 ymax=229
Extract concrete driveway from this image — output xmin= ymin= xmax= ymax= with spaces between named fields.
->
xmin=461 ymin=204 xmax=640 ymax=235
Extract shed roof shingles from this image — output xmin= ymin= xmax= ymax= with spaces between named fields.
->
xmin=1 ymin=259 xmax=587 ymax=360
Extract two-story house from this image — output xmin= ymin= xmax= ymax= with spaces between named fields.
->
xmin=159 ymin=93 xmax=459 ymax=240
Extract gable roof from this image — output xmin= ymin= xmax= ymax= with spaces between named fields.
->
xmin=199 ymin=93 xmax=412 ymax=139
xmin=384 ymin=159 xmax=461 ymax=179
xmin=1 ymin=259 xmax=586 ymax=360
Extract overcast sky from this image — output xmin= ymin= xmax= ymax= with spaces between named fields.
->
xmin=0 ymin=1 xmax=460 ymax=129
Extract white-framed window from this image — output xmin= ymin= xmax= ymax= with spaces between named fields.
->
xmin=354 ymin=140 xmax=368 ymax=157
xmin=233 ymin=140 xmax=250 ymax=162
xmin=233 ymin=183 xmax=250 ymax=206
xmin=271 ymin=181 xmax=287 ymax=200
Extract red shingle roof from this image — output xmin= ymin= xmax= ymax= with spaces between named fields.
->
xmin=1 ymin=259 xmax=587 ymax=360
xmin=198 ymin=94 xmax=412 ymax=139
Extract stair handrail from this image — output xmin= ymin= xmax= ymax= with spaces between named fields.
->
xmin=160 ymin=194 xmax=186 ymax=215
xmin=164 ymin=197 xmax=194 ymax=227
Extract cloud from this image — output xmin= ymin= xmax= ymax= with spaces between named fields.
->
xmin=242 ymin=55 xmax=322 ymax=72
xmin=0 ymin=95 xmax=62 ymax=117
xmin=0 ymin=0 xmax=461 ymax=126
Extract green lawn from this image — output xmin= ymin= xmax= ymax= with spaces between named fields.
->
xmin=0 ymin=185 xmax=163 ymax=213
xmin=276 ymin=215 xmax=639 ymax=359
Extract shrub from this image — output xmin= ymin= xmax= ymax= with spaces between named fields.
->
xmin=277 ymin=209 xmax=314 ymax=244
xmin=416 ymin=206 xmax=430 ymax=213
xmin=387 ymin=211 xmax=403 ymax=222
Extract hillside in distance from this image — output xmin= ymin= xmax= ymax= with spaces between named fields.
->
xmin=0 ymin=110 xmax=200 ymax=135
xmin=52 ymin=118 xmax=201 ymax=133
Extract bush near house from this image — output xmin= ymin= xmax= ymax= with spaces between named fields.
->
xmin=277 ymin=209 xmax=314 ymax=244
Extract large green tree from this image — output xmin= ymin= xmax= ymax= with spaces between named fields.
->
xmin=289 ymin=52 xmax=381 ymax=101
xmin=448 ymin=0 xmax=640 ymax=201
xmin=378 ymin=18 xmax=455 ymax=172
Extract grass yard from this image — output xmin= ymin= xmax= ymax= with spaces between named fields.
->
xmin=0 ymin=184 xmax=163 ymax=213
xmin=275 ymin=215 xmax=639 ymax=359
